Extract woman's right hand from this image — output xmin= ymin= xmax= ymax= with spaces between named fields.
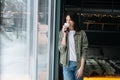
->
xmin=61 ymin=24 xmax=67 ymax=46
xmin=62 ymin=23 xmax=69 ymax=36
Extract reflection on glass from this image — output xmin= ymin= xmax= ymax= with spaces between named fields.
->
xmin=0 ymin=0 xmax=30 ymax=80
xmin=37 ymin=0 xmax=48 ymax=80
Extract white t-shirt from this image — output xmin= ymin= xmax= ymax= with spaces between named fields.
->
xmin=68 ymin=30 xmax=77 ymax=61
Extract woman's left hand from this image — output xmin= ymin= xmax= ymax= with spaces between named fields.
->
xmin=76 ymin=68 xmax=83 ymax=79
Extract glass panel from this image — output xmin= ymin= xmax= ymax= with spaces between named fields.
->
xmin=37 ymin=0 xmax=48 ymax=80
xmin=0 ymin=0 xmax=33 ymax=80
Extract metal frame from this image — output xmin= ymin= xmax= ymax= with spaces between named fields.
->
xmin=27 ymin=0 xmax=38 ymax=80
xmin=31 ymin=0 xmax=38 ymax=79
xmin=48 ymin=0 xmax=56 ymax=80
xmin=54 ymin=0 xmax=61 ymax=80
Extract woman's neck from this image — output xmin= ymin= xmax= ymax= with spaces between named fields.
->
xmin=69 ymin=26 xmax=74 ymax=30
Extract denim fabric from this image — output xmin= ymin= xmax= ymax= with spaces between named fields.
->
xmin=63 ymin=61 xmax=83 ymax=80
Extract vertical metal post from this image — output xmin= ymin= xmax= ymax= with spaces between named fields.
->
xmin=48 ymin=0 xmax=56 ymax=80
xmin=32 ymin=0 xmax=38 ymax=79
xmin=29 ymin=0 xmax=38 ymax=80
xmin=54 ymin=0 xmax=61 ymax=80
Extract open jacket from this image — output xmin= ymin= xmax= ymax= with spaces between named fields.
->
xmin=58 ymin=30 xmax=88 ymax=67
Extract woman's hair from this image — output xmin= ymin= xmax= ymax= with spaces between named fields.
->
xmin=64 ymin=12 xmax=81 ymax=32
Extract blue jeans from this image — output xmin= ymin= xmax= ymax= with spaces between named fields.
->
xmin=63 ymin=61 xmax=83 ymax=80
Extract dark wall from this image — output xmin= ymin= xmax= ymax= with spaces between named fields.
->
xmin=86 ymin=31 xmax=120 ymax=46
xmin=65 ymin=0 xmax=120 ymax=10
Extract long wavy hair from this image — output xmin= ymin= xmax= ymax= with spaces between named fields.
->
xmin=64 ymin=12 xmax=81 ymax=32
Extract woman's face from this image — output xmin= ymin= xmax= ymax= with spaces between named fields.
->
xmin=66 ymin=15 xmax=75 ymax=30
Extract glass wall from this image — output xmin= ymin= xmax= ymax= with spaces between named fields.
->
xmin=0 ymin=0 xmax=56 ymax=80
xmin=37 ymin=0 xmax=49 ymax=80
xmin=0 ymin=0 xmax=38 ymax=80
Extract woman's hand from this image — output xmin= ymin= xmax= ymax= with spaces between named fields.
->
xmin=76 ymin=68 xmax=84 ymax=79
xmin=62 ymin=23 xmax=69 ymax=36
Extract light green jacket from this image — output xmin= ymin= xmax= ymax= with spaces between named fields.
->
xmin=58 ymin=30 xmax=88 ymax=67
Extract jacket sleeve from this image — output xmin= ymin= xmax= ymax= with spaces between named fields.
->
xmin=58 ymin=31 xmax=67 ymax=54
xmin=81 ymin=30 xmax=88 ymax=60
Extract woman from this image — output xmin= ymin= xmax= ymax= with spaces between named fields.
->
xmin=58 ymin=12 xmax=88 ymax=80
